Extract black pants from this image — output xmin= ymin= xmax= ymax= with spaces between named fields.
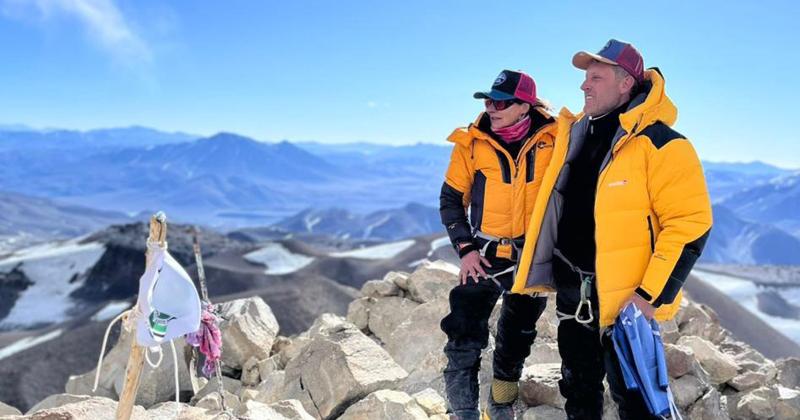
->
xmin=554 ymin=258 xmax=659 ymax=420
xmin=440 ymin=257 xmax=547 ymax=417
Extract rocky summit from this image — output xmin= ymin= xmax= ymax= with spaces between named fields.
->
xmin=1 ymin=259 xmax=799 ymax=419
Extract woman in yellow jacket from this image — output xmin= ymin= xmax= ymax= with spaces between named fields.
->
xmin=439 ymin=70 xmax=557 ymax=420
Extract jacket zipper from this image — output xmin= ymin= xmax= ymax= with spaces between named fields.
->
xmin=647 ymin=215 xmax=655 ymax=252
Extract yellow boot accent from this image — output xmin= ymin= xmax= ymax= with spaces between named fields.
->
xmin=491 ymin=378 xmax=518 ymax=404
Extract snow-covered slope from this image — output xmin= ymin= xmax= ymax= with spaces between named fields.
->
xmin=0 ymin=240 xmax=105 ymax=329
xmin=244 ymin=243 xmax=315 ymax=275
xmin=692 ymin=268 xmax=800 ymax=344
xmin=329 ymin=239 xmax=416 ymax=260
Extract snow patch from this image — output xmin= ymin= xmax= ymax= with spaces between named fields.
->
xmin=330 ymin=239 xmax=415 ymax=260
xmin=0 ymin=241 xmax=106 ymax=329
xmin=692 ymin=269 xmax=800 ymax=345
xmin=244 ymin=243 xmax=314 ymax=275
xmin=91 ymin=301 xmax=132 ymax=322
xmin=408 ymin=258 xmax=428 ymax=268
xmin=305 ymin=216 xmax=321 ymax=232
xmin=0 ymin=329 xmax=63 ymax=361
xmin=362 ymin=215 xmax=390 ymax=239
xmin=428 ymin=236 xmax=451 ymax=257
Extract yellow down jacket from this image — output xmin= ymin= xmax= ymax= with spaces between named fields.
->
xmin=512 ymin=69 xmax=713 ymax=327
xmin=441 ymin=108 xmax=557 ymax=255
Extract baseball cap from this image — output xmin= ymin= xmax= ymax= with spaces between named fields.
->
xmin=473 ymin=69 xmax=537 ymax=104
xmin=573 ymin=39 xmax=644 ymax=83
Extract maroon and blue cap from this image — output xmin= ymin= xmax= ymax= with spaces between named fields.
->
xmin=473 ymin=70 xmax=537 ymax=105
xmin=573 ymin=39 xmax=644 ymax=83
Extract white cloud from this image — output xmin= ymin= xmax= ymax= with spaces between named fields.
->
xmin=2 ymin=0 xmax=152 ymax=65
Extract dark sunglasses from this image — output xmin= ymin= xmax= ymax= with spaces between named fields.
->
xmin=484 ymin=98 xmax=520 ymax=111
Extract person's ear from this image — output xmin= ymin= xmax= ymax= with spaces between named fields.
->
xmin=620 ymin=75 xmax=635 ymax=95
xmin=519 ymin=102 xmax=531 ymax=115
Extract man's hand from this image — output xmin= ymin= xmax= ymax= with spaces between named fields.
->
xmin=627 ymin=292 xmax=656 ymax=320
xmin=459 ymin=250 xmax=492 ymax=285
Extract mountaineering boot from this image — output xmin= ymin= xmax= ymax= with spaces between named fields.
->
xmin=443 ymin=348 xmax=482 ymax=420
xmin=482 ymin=379 xmax=518 ymax=419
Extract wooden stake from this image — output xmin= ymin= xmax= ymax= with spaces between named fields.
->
xmin=116 ymin=212 xmax=167 ymax=420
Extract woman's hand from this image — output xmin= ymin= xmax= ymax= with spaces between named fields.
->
xmin=459 ymin=250 xmax=492 ymax=285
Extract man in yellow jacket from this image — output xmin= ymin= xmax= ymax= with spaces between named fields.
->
xmin=512 ymin=40 xmax=713 ymax=419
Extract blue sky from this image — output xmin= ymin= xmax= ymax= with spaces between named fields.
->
xmin=0 ymin=0 xmax=797 ymax=167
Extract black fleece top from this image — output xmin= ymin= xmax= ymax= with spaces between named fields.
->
xmin=556 ymin=101 xmax=630 ymax=272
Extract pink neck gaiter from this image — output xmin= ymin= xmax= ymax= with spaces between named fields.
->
xmin=494 ymin=115 xmax=531 ymax=143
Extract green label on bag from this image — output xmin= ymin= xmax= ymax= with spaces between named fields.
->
xmin=148 ymin=309 xmax=176 ymax=338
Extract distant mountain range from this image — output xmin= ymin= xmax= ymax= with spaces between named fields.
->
xmin=0 ymin=125 xmax=798 ymax=265
xmin=267 ymin=202 xmax=442 ymax=241
xmin=719 ymin=172 xmax=800 ymax=236
xmin=0 ymin=192 xmax=133 ymax=251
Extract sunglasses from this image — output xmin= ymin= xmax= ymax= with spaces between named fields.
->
xmin=484 ymin=98 xmax=520 ymax=111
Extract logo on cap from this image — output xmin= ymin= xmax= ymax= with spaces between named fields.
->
xmin=493 ymin=72 xmax=507 ymax=86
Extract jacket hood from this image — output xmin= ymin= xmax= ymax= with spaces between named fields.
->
xmin=619 ymin=68 xmax=677 ymax=136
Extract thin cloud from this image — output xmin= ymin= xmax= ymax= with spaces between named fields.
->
xmin=2 ymin=0 xmax=152 ymax=65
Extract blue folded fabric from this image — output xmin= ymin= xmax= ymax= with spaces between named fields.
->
xmin=612 ymin=303 xmax=680 ymax=418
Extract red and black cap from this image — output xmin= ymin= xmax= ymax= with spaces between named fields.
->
xmin=473 ymin=70 xmax=537 ymax=105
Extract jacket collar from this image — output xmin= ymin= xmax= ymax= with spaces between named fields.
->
xmin=618 ymin=68 xmax=677 ymax=138
xmin=447 ymin=106 xmax=556 ymax=149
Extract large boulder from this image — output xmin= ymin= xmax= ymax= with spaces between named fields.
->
xmin=235 ymin=400 xmax=294 ymax=419
xmin=21 ymin=396 xmax=148 ymax=419
xmin=404 ymin=260 xmax=459 ymax=303
xmin=65 ymin=326 xmax=193 ymax=408
xmin=688 ymin=389 xmax=728 ymax=420
xmin=258 ymin=355 xmax=284 ymax=380
xmin=346 ymin=297 xmax=371 ymax=330
xmin=338 ymin=390 xmax=428 ymax=420
xmin=385 ymin=271 xmax=412 ymax=291
xmin=670 ymin=374 xmax=707 ymax=409
xmin=525 ymin=342 xmax=561 ymax=366
xmin=367 ymin=297 xmax=419 ymax=343
xmin=0 ymin=401 xmax=20 ymax=416
xmin=777 ymin=358 xmax=800 ymax=389
xmin=241 ymin=356 xmax=262 ymax=387
xmin=522 ymin=404 xmax=566 ymax=420
xmin=385 ymin=299 xmax=449 ymax=371
xmin=193 ymin=391 xmax=241 ymax=414
xmin=361 ymin=279 xmax=402 ymax=298
xmin=252 ymin=371 xmax=287 ymax=406
xmin=217 ymin=297 xmax=280 ymax=369
xmin=533 ymin=295 xmax=558 ymax=341
xmin=411 ymin=388 xmax=447 ymax=416
xmin=776 ymin=386 xmax=800 ymax=420
xmin=729 ymin=369 xmax=774 ymax=392
xmin=277 ymin=315 xmax=408 ymax=419
xmin=190 ymin=376 xmax=242 ymax=405
xmin=519 ymin=363 xmax=565 ymax=408
xmin=267 ymin=399 xmax=316 ymax=420
xmin=660 ymin=318 xmax=680 ymax=344
xmin=147 ymin=401 xmax=216 ymax=420
xmin=678 ymin=302 xmax=727 ymax=344
xmin=25 ymin=394 xmax=91 ymax=415
xmin=663 ymin=343 xmax=695 ymax=379
xmin=677 ymin=336 xmax=738 ymax=384
xmin=728 ymin=386 xmax=779 ymax=420
xmin=384 ymin=299 xmax=453 ymax=396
